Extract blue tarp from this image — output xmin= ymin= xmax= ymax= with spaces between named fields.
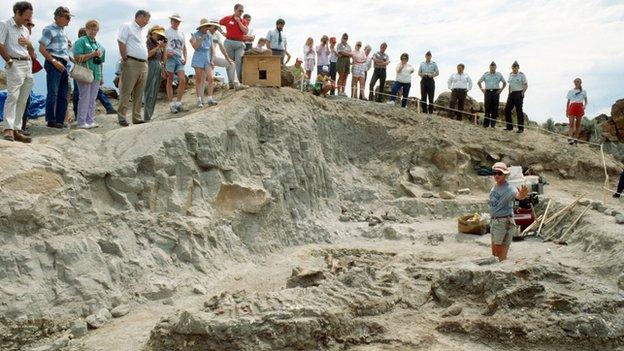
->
xmin=0 ymin=91 xmax=46 ymax=121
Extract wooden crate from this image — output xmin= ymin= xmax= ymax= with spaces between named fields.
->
xmin=242 ymin=54 xmax=281 ymax=87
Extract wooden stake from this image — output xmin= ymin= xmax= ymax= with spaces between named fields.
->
xmin=537 ymin=199 xmax=551 ymax=234
xmin=559 ymin=205 xmax=591 ymax=241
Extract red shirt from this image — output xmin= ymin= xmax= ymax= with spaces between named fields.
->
xmin=219 ymin=15 xmax=248 ymax=41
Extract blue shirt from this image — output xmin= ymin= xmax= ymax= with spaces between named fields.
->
xmin=39 ymin=23 xmax=70 ymax=60
xmin=193 ymin=31 xmax=212 ymax=52
xmin=266 ymin=29 xmax=287 ymax=50
xmin=508 ymin=72 xmax=527 ymax=92
xmin=419 ymin=61 xmax=439 ymax=76
xmin=490 ymin=182 xmax=518 ymax=218
xmin=478 ymin=72 xmax=506 ymax=90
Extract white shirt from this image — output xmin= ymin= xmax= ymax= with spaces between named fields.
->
xmin=567 ymin=89 xmax=587 ymax=103
xmin=395 ymin=63 xmax=415 ymax=83
xmin=165 ymin=27 xmax=185 ymax=58
xmin=0 ymin=17 xmax=30 ymax=58
xmin=316 ymin=44 xmax=330 ymax=66
xmin=303 ymin=44 xmax=315 ymax=60
xmin=212 ymin=31 xmax=224 ymax=46
xmin=448 ymin=73 xmax=473 ymax=90
xmin=244 ymin=27 xmax=254 ymax=45
xmin=117 ymin=21 xmax=148 ymax=60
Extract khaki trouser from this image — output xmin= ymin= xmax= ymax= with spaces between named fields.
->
xmin=118 ymin=59 xmax=148 ymax=123
xmin=2 ymin=61 xmax=33 ymax=131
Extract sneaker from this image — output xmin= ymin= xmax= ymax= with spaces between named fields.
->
xmin=614 ymin=193 xmax=621 ymax=198
xmin=87 ymin=123 xmax=99 ymax=129
xmin=386 ymin=101 xmax=394 ymax=105
xmin=197 ymin=100 xmax=204 ymax=108
xmin=118 ymin=119 xmax=129 ymax=127
xmin=207 ymin=99 xmax=218 ymax=106
xmin=170 ymin=103 xmax=178 ymax=114
xmin=234 ymin=83 xmax=248 ymax=90
xmin=77 ymin=124 xmax=89 ymax=129
xmin=176 ymin=104 xmax=186 ymax=112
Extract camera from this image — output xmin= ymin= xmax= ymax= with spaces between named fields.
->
xmin=93 ymin=56 xmax=102 ymax=65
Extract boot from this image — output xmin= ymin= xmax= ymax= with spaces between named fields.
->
xmin=3 ymin=129 xmax=14 ymax=141
xmin=13 ymin=130 xmax=32 ymax=143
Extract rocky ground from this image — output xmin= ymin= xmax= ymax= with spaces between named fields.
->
xmin=0 ymin=87 xmax=623 ymax=351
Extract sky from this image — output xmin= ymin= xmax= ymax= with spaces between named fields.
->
xmin=2 ymin=0 xmax=623 ymax=122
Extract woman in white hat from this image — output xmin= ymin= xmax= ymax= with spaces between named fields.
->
xmin=489 ymin=162 xmax=528 ymax=261
xmin=190 ymin=19 xmax=217 ymax=107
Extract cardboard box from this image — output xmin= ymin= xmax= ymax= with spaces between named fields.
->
xmin=242 ymin=54 xmax=281 ymax=87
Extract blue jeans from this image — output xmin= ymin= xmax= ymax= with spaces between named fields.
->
xmin=73 ymin=81 xmax=115 ymax=117
xmin=390 ymin=82 xmax=411 ymax=107
xmin=44 ymin=59 xmax=69 ymax=124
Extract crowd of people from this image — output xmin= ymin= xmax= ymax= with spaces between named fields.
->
xmin=0 ymin=1 xmax=597 ymax=146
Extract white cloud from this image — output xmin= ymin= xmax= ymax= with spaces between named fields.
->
xmin=2 ymin=0 xmax=622 ymax=122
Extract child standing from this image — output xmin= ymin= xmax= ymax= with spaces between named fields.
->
xmin=303 ymin=37 xmax=315 ymax=82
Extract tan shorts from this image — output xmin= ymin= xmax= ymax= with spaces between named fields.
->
xmin=490 ymin=217 xmax=517 ymax=245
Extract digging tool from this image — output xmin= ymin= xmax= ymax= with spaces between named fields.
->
xmin=536 ymin=199 xmax=551 ymax=235
xmin=558 ymin=205 xmax=591 ymax=242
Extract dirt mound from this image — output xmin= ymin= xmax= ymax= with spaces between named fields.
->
xmin=0 ymin=88 xmax=622 ymax=350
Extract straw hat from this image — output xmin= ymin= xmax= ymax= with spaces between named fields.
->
xmin=152 ymin=27 xmax=166 ymax=38
xmin=197 ymin=18 xmax=220 ymax=30
xmin=492 ymin=162 xmax=510 ymax=174
xmin=169 ymin=13 xmax=183 ymax=22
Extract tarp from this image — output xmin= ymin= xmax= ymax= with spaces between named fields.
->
xmin=0 ymin=91 xmax=46 ymax=121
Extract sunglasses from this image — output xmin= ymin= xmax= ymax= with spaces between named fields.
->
xmin=493 ymin=171 xmax=504 ymax=176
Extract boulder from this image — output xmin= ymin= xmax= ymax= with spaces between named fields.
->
xmin=434 ymin=91 xmax=482 ymax=119
xmin=111 ymin=304 xmax=130 ymax=318
xmin=438 ymin=191 xmax=457 ymax=200
xmin=615 ymin=213 xmax=624 ymax=224
xmin=281 ymin=67 xmax=295 ymax=88
xmin=400 ymin=181 xmax=420 ymax=197
xmin=409 ymin=166 xmax=430 ymax=185
xmin=86 ymin=308 xmax=111 ymax=329
xmin=601 ymin=98 xmax=624 ymax=142
xmin=286 ymin=268 xmax=327 ymax=288
xmin=215 ymin=182 xmax=272 ymax=215
xmin=70 ymin=319 xmax=88 ymax=337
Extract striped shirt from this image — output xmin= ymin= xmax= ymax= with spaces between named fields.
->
xmin=39 ymin=23 xmax=70 ymax=60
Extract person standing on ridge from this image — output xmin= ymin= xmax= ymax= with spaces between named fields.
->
xmin=478 ymin=61 xmax=506 ymax=128
xmin=504 ymin=61 xmax=528 ymax=133
xmin=447 ymin=63 xmax=473 ymax=121
xmin=165 ymin=13 xmax=187 ymax=113
xmin=418 ymin=51 xmax=438 ymax=115
xmin=266 ymin=18 xmax=290 ymax=65
xmin=39 ymin=6 xmax=73 ymax=129
xmin=220 ymin=4 xmax=249 ymax=87
xmin=335 ymin=33 xmax=351 ymax=96
xmin=0 ymin=1 xmax=34 ymax=142
xmin=116 ymin=9 xmax=150 ymax=126
xmin=368 ymin=42 xmax=389 ymax=102
xmin=565 ymin=77 xmax=587 ymax=145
